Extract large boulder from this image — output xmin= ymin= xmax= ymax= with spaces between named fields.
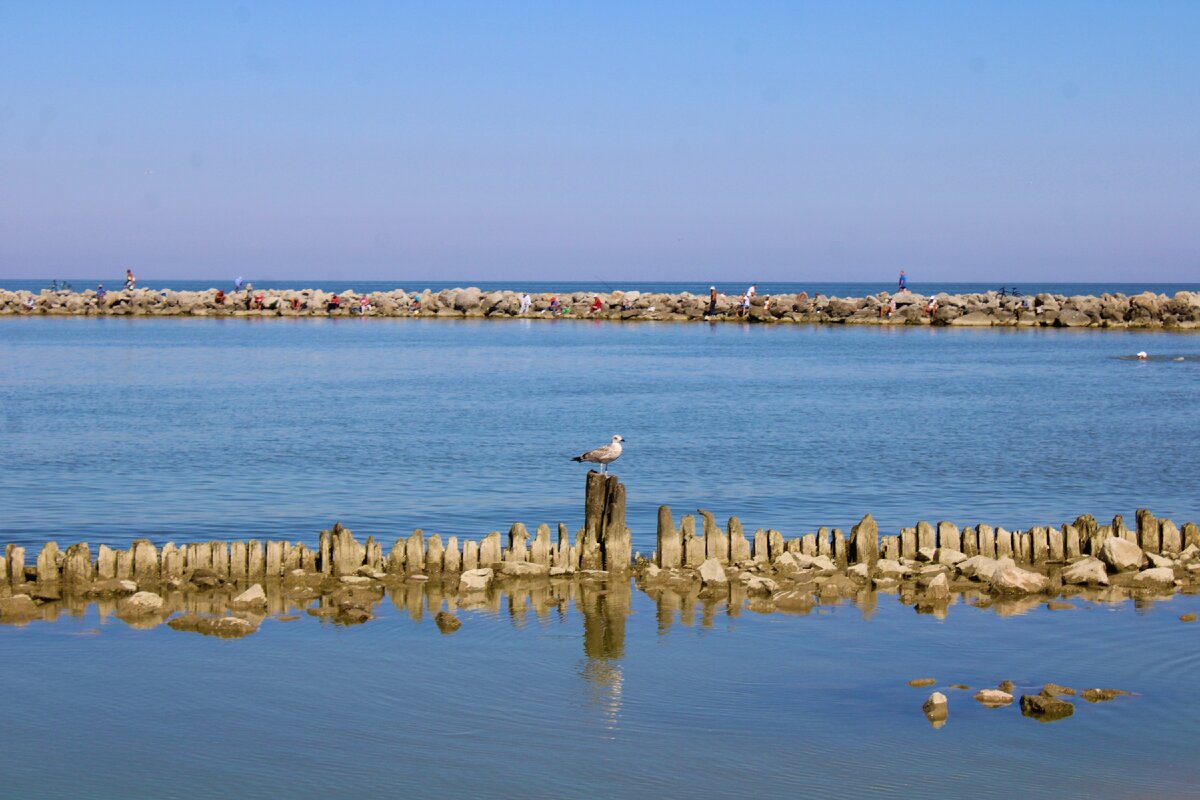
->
xmin=950 ymin=311 xmax=995 ymax=327
xmin=1060 ymin=557 xmax=1109 ymax=586
xmin=698 ymin=558 xmax=728 ymax=585
xmin=0 ymin=594 xmax=38 ymax=620
xmin=1101 ymin=537 xmax=1144 ymax=572
xmin=459 ymin=568 xmax=494 ymax=592
xmin=1131 ymin=567 xmax=1175 ymax=588
xmin=990 ymin=565 xmax=1050 ymax=595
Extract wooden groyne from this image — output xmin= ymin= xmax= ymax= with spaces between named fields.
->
xmin=2 ymin=475 xmax=1198 ymax=633
xmin=4 ymin=286 xmax=1200 ymax=329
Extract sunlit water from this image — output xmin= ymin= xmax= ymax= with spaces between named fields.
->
xmin=1 ymin=316 xmax=1199 ymax=799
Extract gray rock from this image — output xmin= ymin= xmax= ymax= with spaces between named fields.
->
xmin=1060 ymin=557 xmax=1109 ymax=586
xmin=1020 ymin=693 xmax=1074 ymax=721
xmin=230 ymin=584 xmax=268 ymax=608
xmin=118 ymin=591 xmax=165 ymax=616
xmin=0 ymin=594 xmax=38 ymax=620
xmin=698 ymin=558 xmax=728 ymax=585
xmin=435 ymin=610 xmax=462 ymax=633
xmin=459 ymin=567 xmax=494 ymax=591
xmin=1101 ymin=537 xmax=1145 ymax=572
xmin=990 ymin=565 xmax=1050 ymax=595
xmin=974 ymin=689 xmax=1014 ymax=707
xmin=922 ymin=691 xmax=949 ymax=724
xmin=935 ymin=548 xmax=967 ymax=566
xmin=1131 ymin=567 xmax=1175 ymax=588
xmin=497 ymin=561 xmax=550 ymax=578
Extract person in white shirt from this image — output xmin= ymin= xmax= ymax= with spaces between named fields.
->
xmin=519 ymin=293 xmax=531 ymax=314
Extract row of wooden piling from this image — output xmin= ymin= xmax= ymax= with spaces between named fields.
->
xmin=0 ymin=473 xmax=633 ymax=586
xmin=654 ymin=507 xmax=1200 ymax=567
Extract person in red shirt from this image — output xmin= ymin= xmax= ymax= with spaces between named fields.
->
xmin=590 ymin=296 xmax=603 ymax=314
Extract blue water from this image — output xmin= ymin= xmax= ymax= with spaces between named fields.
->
xmin=5 ymin=278 xmax=1200 ymax=298
xmin=1 ymin=317 xmax=1197 ymax=548
xmin=3 ymin=316 xmax=1199 ymax=800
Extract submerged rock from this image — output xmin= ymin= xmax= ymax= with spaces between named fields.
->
xmin=435 ymin=611 xmax=462 ymax=634
xmin=922 ymin=692 xmax=948 ymax=726
xmin=1020 ymin=694 xmax=1074 ymax=721
xmin=908 ymin=677 xmax=937 ymax=687
xmin=230 ymin=584 xmax=267 ymax=609
xmin=117 ymin=591 xmax=165 ymax=617
xmin=1080 ymin=688 xmax=1132 ymax=703
xmin=459 ymin=568 xmax=494 ymax=591
xmin=167 ymin=614 xmax=258 ymax=639
xmin=0 ymin=594 xmax=39 ymax=620
xmin=698 ymin=558 xmax=727 ymax=585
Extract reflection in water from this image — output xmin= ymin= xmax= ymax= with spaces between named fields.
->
xmin=578 ymin=578 xmax=630 ymax=731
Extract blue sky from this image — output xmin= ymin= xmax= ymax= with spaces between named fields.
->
xmin=1 ymin=1 xmax=1197 ymax=282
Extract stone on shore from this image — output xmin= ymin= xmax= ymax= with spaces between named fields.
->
xmin=1060 ymin=557 xmax=1109 ymax=586
xmin=1101 ymin=537 xmax=1145 ymax=572
xmin=974 ymin=689 xmax=1014 ymax=707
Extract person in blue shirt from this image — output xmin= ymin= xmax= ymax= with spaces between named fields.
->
xmin=234 ymin=276 xmax=244 ymax=291
xmin=96 ymin=284 xmax=106 ymax=298
xmin=898 ymin=271 xmax=907 ymax=291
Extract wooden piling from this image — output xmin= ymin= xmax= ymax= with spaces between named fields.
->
xmin=62 ymin=543 xmax=92 ymax=583
xmin=729 ymin=517 xmax=750 ymax=563
xmin=752 ymin=529 xmax=768 ymax=565
xmin=657 ymin=506 xmax=681 ymax=568
xmin=699 ymin=509 xmax=727 ymax=565
xmin=531 ymin=524 xmax=552 ymax=566
xmin=916 ymin=520 xmax=936 ymax=552
xmin=444 ymin=536 xmax=461 ymax=572
xmin=601 ymin=477 xmax=631 ymax=572
xmin=406 ymin=530 xmax=425 ymax=572
xmin=462 ymin=539 xmax=480 ymax=571
xmin=365 ymin=537 xmax=383 ymax=572
xmin=681 ymin=516 xmax=703 ymax=567
xmin=507 ymin=523 xmax=529 ymax=563
xmin=900 ymin=527 xmax=917 ymax=560
xmin=94 ymin=545 xmax=114 ymax=579
xmin=36 ymin=542 xmax=61 ymax=584
xmin=850 ymin=515 xmax=878 ymax=565
xmin=1161 ymin=520 xmax=1182 ymax=555
xmin=961 ymin=526 xmax=978 ymax=557
xmin=831 ymin=529 xmax=847 ymax=566
xmin=938 ymin=522 xmax=961 ymax=553
xmin=480 ymin=531 xmax=501 ymax=565
xmin=1136 ymin=509 xmax=1160 ymax=554
xmin=426 ymin=534 xmax=445 ymax=572
xmin=266 ymin=541 xmax=285 ymax=578
xmin=247 ymin=540 xmax=265 ymax=579
xmin=162 ymin=543 xmax=184 ymax=580
xmin=229 ymin=542 xmax=247 ymax=580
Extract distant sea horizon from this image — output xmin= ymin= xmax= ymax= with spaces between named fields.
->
xmin=4 ymin=278 xmax=1200 ymax=298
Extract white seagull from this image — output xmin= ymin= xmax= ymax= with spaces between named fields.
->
xmin=572 ymin=435 xmax=625 ymax=474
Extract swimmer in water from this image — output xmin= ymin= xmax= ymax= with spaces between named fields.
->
xmin=1136 ymin=351 xmax=1148 ymax=360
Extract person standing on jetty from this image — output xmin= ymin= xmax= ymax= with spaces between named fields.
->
xmin=234 ymin=276 xmax=244 ymax=291
xmin=124 ymin=269 xmax=136 ymax=290
xmin=898 ymin=270 xmax=907 ymax=291
xmin=519 ymin=293 xmax=531 ymax=314
xmin=707 ymin=286 xmax=718 ymax=316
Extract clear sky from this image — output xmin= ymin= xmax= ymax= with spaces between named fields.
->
xmin=1 ymin=1 xmax=1197 ymax=282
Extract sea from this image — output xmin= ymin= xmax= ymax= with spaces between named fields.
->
xmin=1 ymin=312 xmax=1198 ymax=799
xmin=5 ymin=278 xmax=1200 ymax=298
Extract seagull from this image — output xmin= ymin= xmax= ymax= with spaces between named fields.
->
xmin=571 ymin=435 xmax=625 ymax=474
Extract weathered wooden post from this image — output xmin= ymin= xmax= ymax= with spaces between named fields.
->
xmin=657 ymin=506 xmax=681 ymax=568
xmin=582 ymin=471 xmax=607 ymax=570
xmin=916 ymin=520 xmax=936 ymax=552
xmin=681 ymin=515 xmax=703 ymax=567
xmin=699 ymin=509 xmax=726 ymax=565
xmin=531 ymin=524 xmax=552 ymax=566
xmin=601 ymin=476 xmax=631 ymax=572
xmin=406 ymin=530 xmax=425 ymax=572
xmin=426 ymin=534 xmax=445 ymax=573
xmin=36 ymin=542 xmax=62 ymax=584
xmin=1136 ymin=509 xmax=1160 ymax=554
xmin=938 ymin=522 xmax=961 ymax=553
xmin=850 ymin=514 xmax=878 ymax=566
xmin=729 ymin=517 xmax=750 ymax=563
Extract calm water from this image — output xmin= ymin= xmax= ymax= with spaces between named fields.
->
xmin=2 ymin=317 xmax=1199 ymax=799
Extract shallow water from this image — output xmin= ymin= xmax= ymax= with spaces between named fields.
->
xmin=2 ymin=579 xmax=1198 ymax=800
xmin=2 ymin=316 xmax=1199 ymax=799
xmin=1 ymin=317 xmax=1197 ymax=548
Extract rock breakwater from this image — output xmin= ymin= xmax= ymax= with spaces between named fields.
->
xmin=5 ymin=286 xmax=1200 ymax=328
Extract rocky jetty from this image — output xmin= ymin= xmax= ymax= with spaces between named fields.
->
xmin=4 ymin=286 xmax=1200 ymax=328
xmin=1 ymin=474 xmax=1197 ymax=634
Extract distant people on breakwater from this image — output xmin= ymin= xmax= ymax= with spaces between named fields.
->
xmin=124 ymin=269 xmax=136 ymax=290
xmin=327 ymin=294 xmax=341 ymax=312
xmin=707 ymin=286 xmax=718 ymax=316
xmin=214 ymin=289 xmax=225 ymax=305
xmin=590 ymin=296 xmax=603 ymax=315
xmin=898 ymin=271 xmax=907 ymax=291
xmin=356 ymin=295 xmax=371 ymax=315
xmin=96 ymin=284 xmax=106 ymax=299
xmin=548 ymin=296 xmax=562 ymax=315
xmin=519 ymin=293 xmax=532 ymax=314
xmin=234 ymin=276 xmax=244 ymax=291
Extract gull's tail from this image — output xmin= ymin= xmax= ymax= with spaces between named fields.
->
xmin=571 ymin=454 xmax=586 ymax=462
